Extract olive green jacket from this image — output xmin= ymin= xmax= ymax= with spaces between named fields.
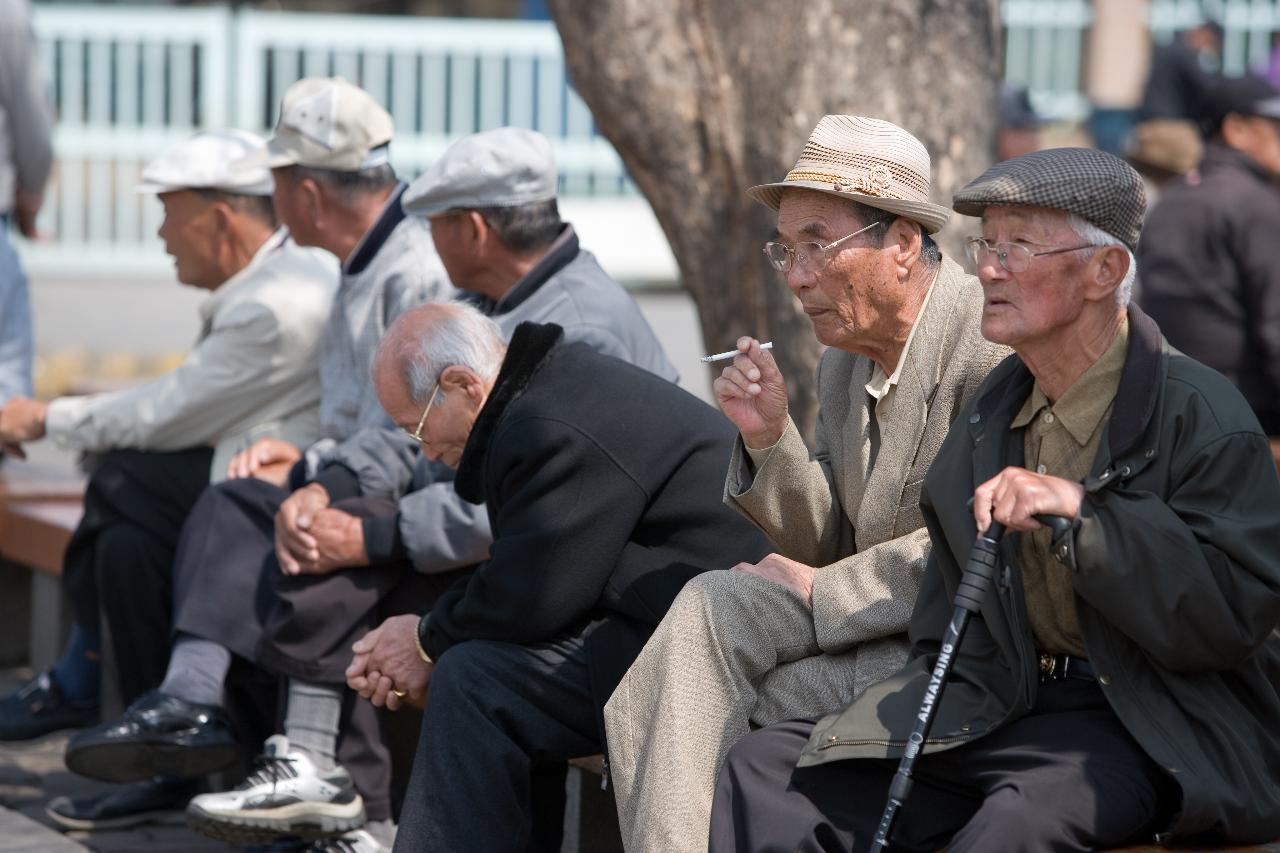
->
xmin=798 ymin=305 xmax=1280 ymax=844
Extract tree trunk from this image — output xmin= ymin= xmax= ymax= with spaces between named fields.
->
xmin=549 ymin=0 xmax=999 ymax=438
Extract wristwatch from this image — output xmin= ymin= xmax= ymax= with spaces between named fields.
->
xmin=414 ymin=615 xmax=434 ymax=665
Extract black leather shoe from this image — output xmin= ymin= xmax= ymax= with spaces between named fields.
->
xmin=45 ymin=776 xmax=199 ymax=830
xmin=64 ymin=690 xmax=239 ymax=784
xmin=0 ymin=672 xmax=99 ymax=741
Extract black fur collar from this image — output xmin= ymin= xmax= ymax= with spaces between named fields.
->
xmin=454 ymin=322 xmax=565 ymax=504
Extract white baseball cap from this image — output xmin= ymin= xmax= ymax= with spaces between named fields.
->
xmin=266 ymin=77 xmax=394 ymax=172
xmin=138 ymin=130 xmax=274 ymax=196
xmin=402 ymin=127 xmax=558 ymax=217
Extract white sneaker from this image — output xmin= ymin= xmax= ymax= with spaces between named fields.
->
xmin=305 ymin=828 xmax=389 ymax=852
xmin=186 ymin=734 xmax=365 ymax=844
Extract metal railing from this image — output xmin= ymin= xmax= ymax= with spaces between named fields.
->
xmin=20 ymin=1 xmax=1280 ymax=279
xmin=27 ymin=4 xmax=639 ymax=277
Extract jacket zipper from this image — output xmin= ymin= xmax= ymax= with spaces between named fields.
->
xmin=815 ymin=733 xmax=972 ymax=751
xmin=999 ymin=560 xmax=1036 ymax=709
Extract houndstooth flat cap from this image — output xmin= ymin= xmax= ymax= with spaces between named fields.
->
xmin=952 ymin=147 xmax=1146 ymax=251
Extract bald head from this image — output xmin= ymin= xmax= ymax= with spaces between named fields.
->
xmin=374 ymin=302 xmax=506 ymax=466
xmin=375 ymin=302 xmax=506 ymax=404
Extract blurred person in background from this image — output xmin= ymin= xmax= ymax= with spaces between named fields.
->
xmin=1128 ymin=19 xmax=1223 ymax=181
xmin=1138 ymin=74 xmax=1280 ymax=471
xmin=998 ymin=84 xmax=1044 ymax=161
xmin=0 ymin=0 xmax=53 ymax=414
xmin=0 ymin=130 xmax=337 ymax=828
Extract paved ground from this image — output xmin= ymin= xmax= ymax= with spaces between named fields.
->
xmin=0 ymin=669 xmax=228 ymax=852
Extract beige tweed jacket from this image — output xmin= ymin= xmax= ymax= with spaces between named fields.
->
xmin=725 ymin=256 xmax=1008 ymax=692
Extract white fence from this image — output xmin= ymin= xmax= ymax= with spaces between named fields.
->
xmin=21 ymin=1 xmax=1280 ymax=279
xmin=27 ymin=5 xmax=656 ymax=278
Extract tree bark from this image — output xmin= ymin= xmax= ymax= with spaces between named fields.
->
xmin=549 ymin=0 xmax=999 ymax=438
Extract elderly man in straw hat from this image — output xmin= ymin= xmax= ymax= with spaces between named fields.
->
xmin=709 ymin=148 xmax=1280 ymax=851
xmin=603 ymin=115 xmax=1007 ymax=852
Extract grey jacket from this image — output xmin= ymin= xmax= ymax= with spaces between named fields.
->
xmin=0 ymin=0 xmax=52 ymax=215
xmin=306 ymin=182 xmax=454 ymax=474
xmin=47 ymin=230 xmax=336 ymax=480
xmin=800 ymin=305 xmax=1280 ymax=844
xmin=314 ymin=225 xmax=677 ymax=573
xmin=725 ymin=257 xmax=1008 ymax=697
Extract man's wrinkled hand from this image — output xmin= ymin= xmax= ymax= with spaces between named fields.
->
xmin=346 ymin=615 xmax=430 ymax=711
xmin=227 ymin=437 xmax=302 ymax=481
xmin=0 ymin=397 xmax=48 ymax=444
xmin=972 ymin=466 xmax=1084 ymax=534
xmin=274 ymin=483 xmax=331 ymax=574
xmin=289 ymin=508 xmax=368 ymax=575
xmin=731 ymin=552 xmax=817 ymax=605
xmin=712 ymin=337 xmax=790 ymax=451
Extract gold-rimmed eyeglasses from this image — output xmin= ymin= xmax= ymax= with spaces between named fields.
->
xmin=403 ymin=381 xmax=440 ymax=444
xmin=964 ymin=236 xmax=1094 ymax=273
xmin=762 ymin=219 xmax=884 ymax=273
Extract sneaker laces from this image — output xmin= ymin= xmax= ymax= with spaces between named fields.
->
xmin=236 ymin=751 xmax=298 ymax=792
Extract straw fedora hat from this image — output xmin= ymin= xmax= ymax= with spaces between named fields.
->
xmin=747 ymin=115 xmax=951 ymax=233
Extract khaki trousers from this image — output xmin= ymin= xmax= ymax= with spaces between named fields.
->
xmin=604 ymin=570 xmax=871 ymax=853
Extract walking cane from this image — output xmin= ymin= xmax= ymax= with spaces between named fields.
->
xmin=869 ymin=512 xmax=1072 ymax=853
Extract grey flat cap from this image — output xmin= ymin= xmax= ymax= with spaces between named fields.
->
xmin=953 ymin=147 xmax=1146 ymax=251
xmin=403 ymin=127 xmax=558 ymax=217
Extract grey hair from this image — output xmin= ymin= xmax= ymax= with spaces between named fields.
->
xmin=1066 ymin=214 xmax=1136 ymax=307
xmin=283 ymin=162 xmax=398 ymax=205
xmin=403 ymin=302 xmax=506 ymax=404
xmin=842 ymin=197 xmax=940 ymax=273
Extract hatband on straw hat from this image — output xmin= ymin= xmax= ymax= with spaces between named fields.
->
xmin=747 ymin=115 xmax=951 ymax=234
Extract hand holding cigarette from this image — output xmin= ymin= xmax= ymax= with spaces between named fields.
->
xmin=712 ymin=337 xmax=789 ymax=450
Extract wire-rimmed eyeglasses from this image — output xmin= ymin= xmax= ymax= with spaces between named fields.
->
xmin=403 ymin=381 xmax=440 ymax=444
xmin=964 ymin=236 xmax=1094 ymax=273
xmin=762 ymin=219 xmax=883 ymax=273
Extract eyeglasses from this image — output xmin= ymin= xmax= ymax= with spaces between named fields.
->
xmin=763 ymin=219 xmax=883 ymax=273
xmin=403 ymin=381 xmax=440 ymax=444
xmin=964 ymin=236 xmax=1095 ymax=273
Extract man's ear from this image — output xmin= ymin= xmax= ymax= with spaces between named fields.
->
xmin=1088 ymin=244 xmax=1130 ymax=303
xmin=440 ymin=364 xmax=485 ymax=402
xmin=301 ymin=177 xmax=325 ymax=226
xmin=886 ymin=217 xmax=922 ymax=275
xmin=464 ymin=210 xmax=489 ymax=255
xmin=210 ymin=201 xmax=234 ymax=236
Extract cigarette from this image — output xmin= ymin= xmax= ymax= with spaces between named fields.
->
xmin=701 ymin=341 xmax=773 ymax=363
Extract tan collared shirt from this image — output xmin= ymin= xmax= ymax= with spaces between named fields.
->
xmin=1010 ymin=317 xmax=1129 ymax=657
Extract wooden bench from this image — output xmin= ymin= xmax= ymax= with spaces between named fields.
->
xmin=0 ymin=460 xmax=85 ymax=671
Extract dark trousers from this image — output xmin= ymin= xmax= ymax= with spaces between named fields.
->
xmin=393 ymin=631 xmax=600 ymax=853
xmin=172 ymin=484 xmax=464 ymax=823
xmin=63 ymin=448 xmax=212 ymax=704
xmin=710 ymin=679 xmax=1179 ymax=853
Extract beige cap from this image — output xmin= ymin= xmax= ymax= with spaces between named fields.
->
xmin=138 ymin=130 xmax=274 ymax=196
xmin=747 ymin=115 xmax=951 ymax=234
xmin=266 ymin=77 xmax=394 ymax=172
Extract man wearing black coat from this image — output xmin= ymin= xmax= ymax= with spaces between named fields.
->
xmin=710 ymin=149 xmax=1280 ymax=852
xmin=346 ymin=302 xmax=771 ymax=852
xmin=1139 ymin=74 xmax=1280 ymax=468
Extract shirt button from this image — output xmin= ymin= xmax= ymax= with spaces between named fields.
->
xmin=969 ymin=413 xmax=981 ymax=424
xmin=1036 ymin=464 xmax=1047 ymax=474
xmin=1098 ymin=674 xmax=1112 ymax=686
xmin=1043 ymin=412 xmax=1055 ymax=424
